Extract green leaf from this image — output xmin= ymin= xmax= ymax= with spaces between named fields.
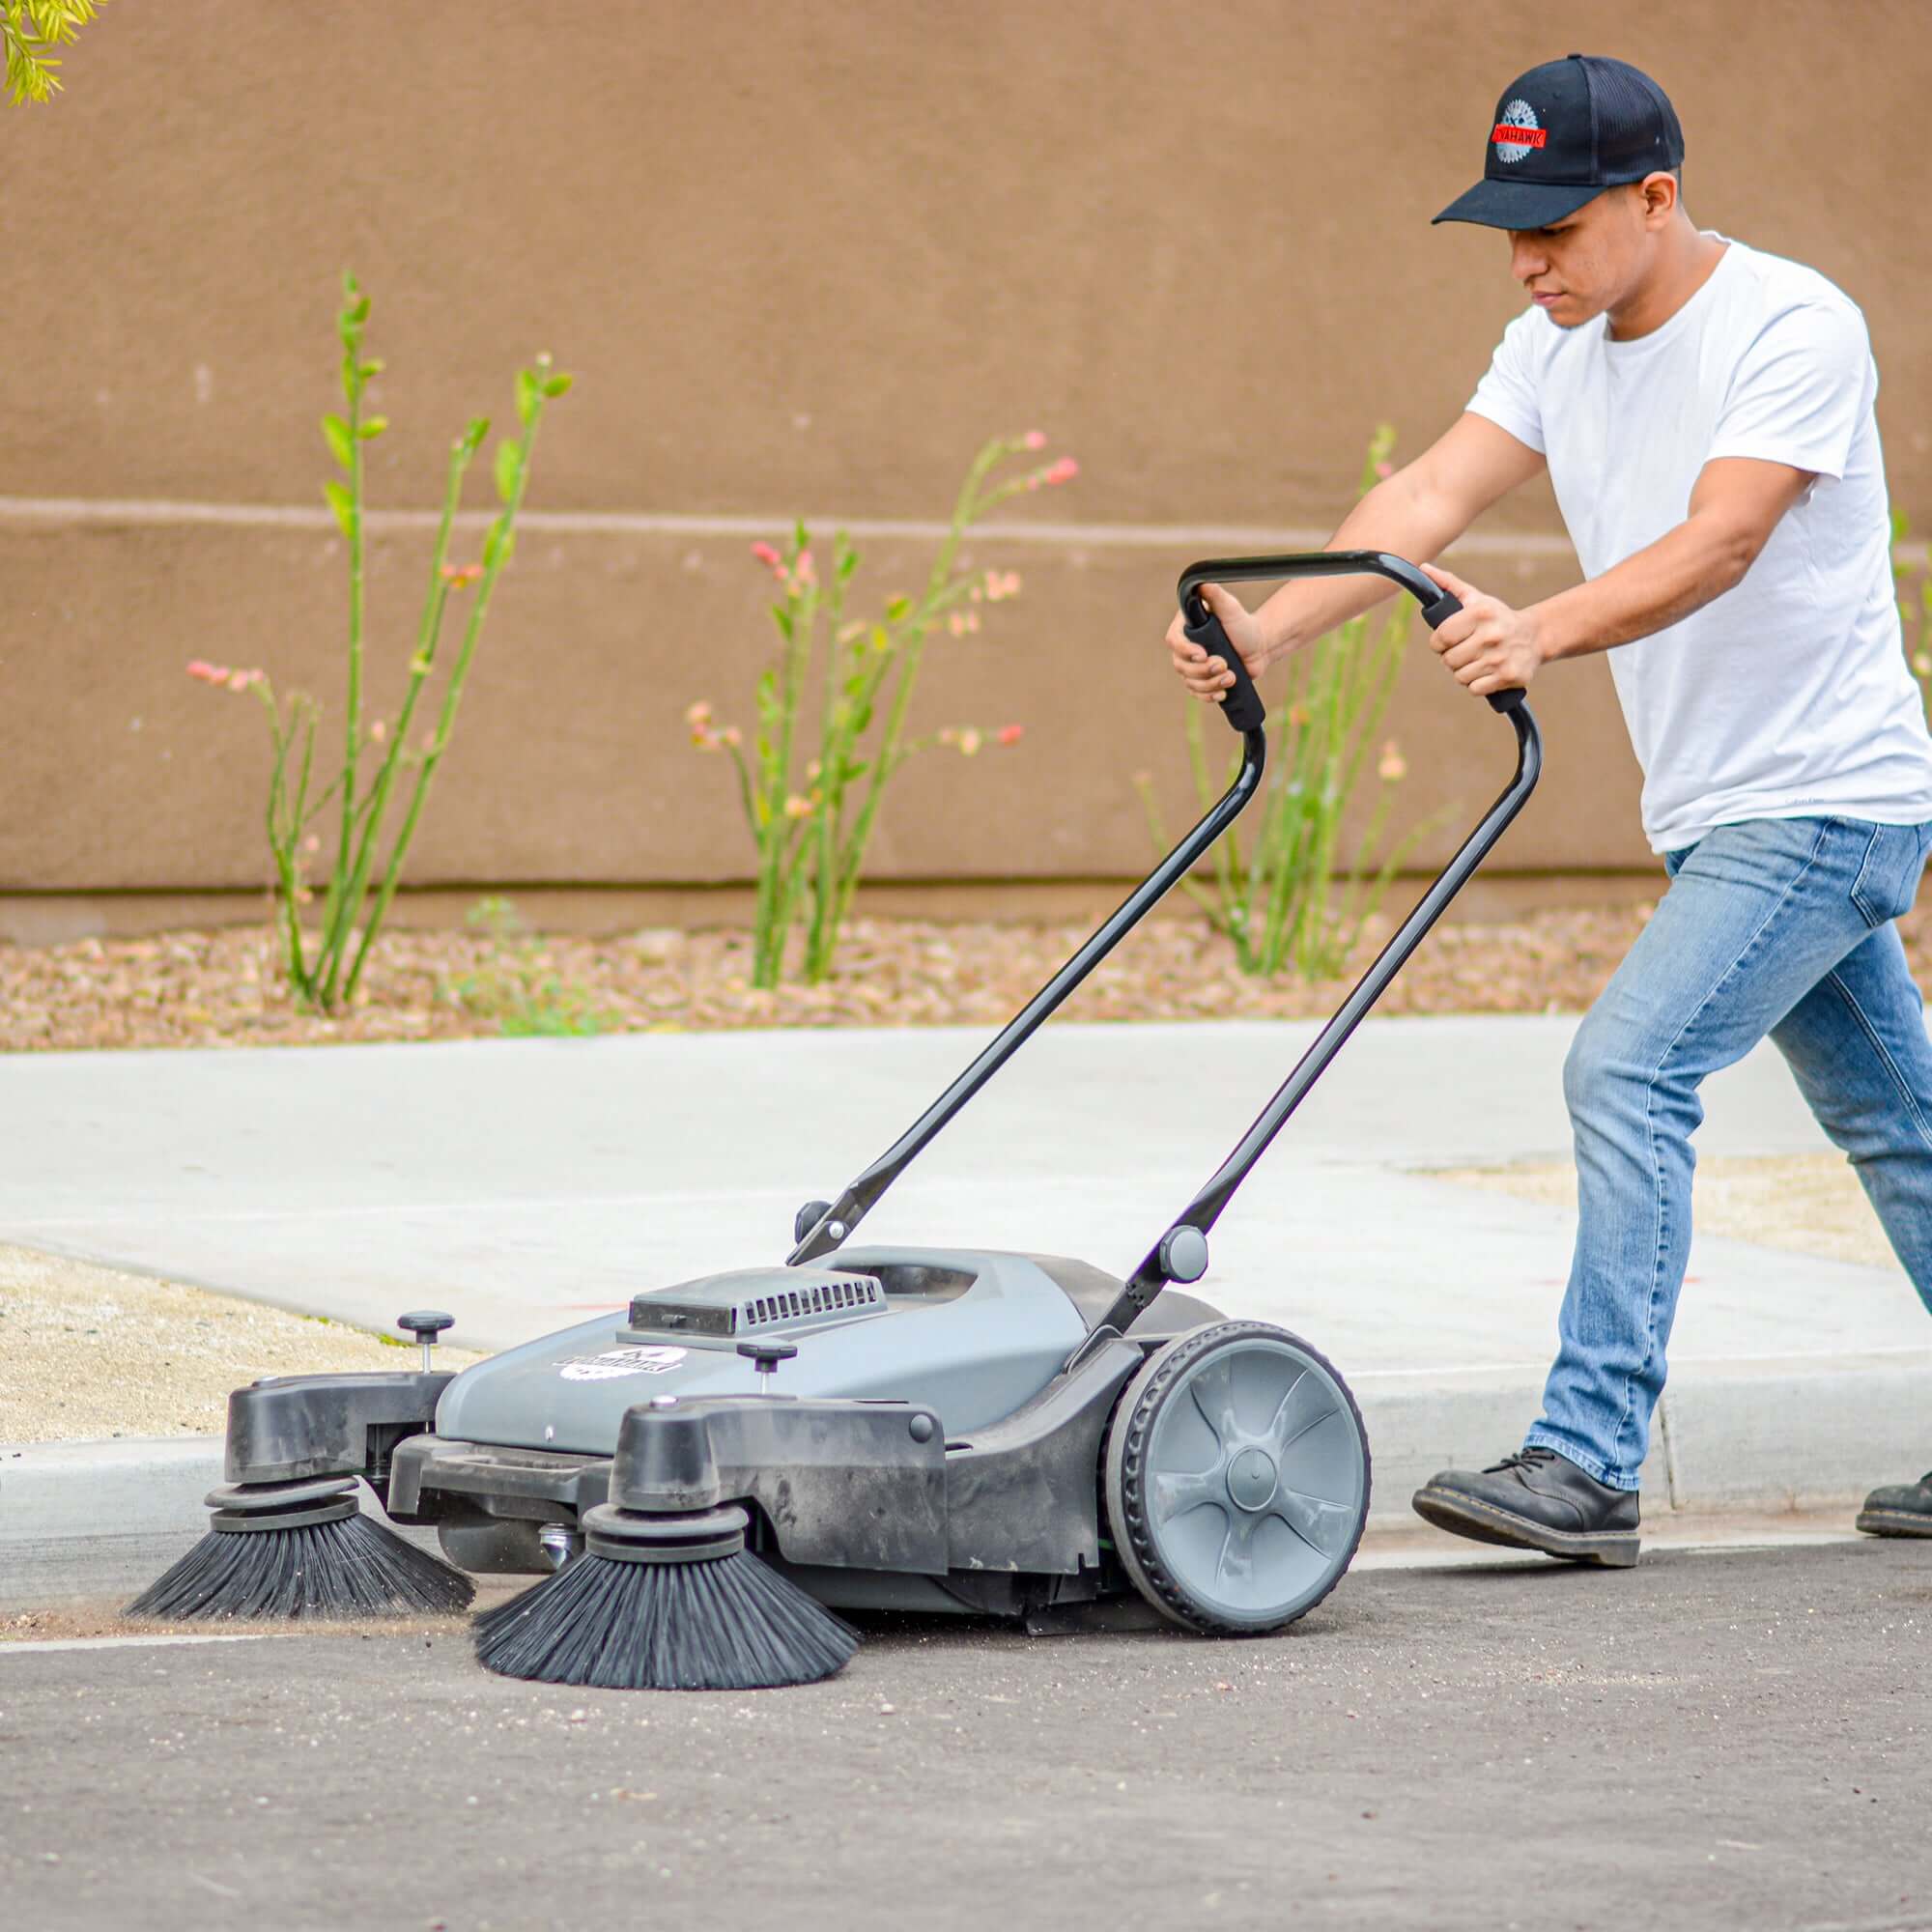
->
xmin=516 ymin=369 xmax=539 ymax=426
xmin=495 ymin=439 xmax=521 ymax=504
xmin=322 ymin=414 xmax=354 ymax=470
xmin=340 ymin=355 xmax=357 ymax=405
xmin=541 ymin=372 xmax=574 ymax=399
xmin=358 ymin=358 xmax=385 ymax=380
xmin=459 ymin=416 xmax=490 ymax=460
xmin=358 ymin=415 xmax=388 ymax=440
xmin=885 ymin=596 xmax=911 ymax=622
xmin=323 ymin=480 xmax=355 ymax=537
xmin=481 ymin=517 xmax=516 ymax=570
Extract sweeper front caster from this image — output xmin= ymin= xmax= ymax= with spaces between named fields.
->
xmin=140 ymin=552 xmax=1541 ymax=1685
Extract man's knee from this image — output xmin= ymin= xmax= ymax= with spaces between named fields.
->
xmin=1564 ymin=1009 xmax=1688 ymax=1131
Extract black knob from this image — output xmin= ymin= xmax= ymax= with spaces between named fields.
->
xmin=398 ymin=1311 xmax=455 ymax=1345
xmin=737 ymin=1340 xmax=799 ymax=1374
xmin=794 ymin=1199 xmax=833 ymax=1244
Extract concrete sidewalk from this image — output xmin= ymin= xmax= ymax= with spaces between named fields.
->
xmin=2 ymin=1018 xmax=1928 ymax=1547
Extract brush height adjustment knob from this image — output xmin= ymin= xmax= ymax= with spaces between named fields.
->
xmin=737 ymin=1339 xmax=798 ymax=1388
xmin=398 ymin=1310 xmax=454 ymax=1373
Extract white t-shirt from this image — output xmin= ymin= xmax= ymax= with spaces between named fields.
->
xmin=1466 ymin=235 xmax=1932 ymax=853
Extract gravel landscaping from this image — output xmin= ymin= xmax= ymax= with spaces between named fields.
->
xmin=12 ymin=900 xmax=1931 ymax=1055
xmin=0 ymin=901 xmax=1704 ymax=1051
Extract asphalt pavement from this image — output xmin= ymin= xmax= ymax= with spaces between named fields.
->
xmin=2 ymin=1538 xmax=1925 ymax=1931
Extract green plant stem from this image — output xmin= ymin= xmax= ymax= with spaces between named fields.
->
xmin=316 ymin=364 xmax=367 ymax=990
xmin=752 ymin=576 xmax=817 ymax=988
xmin=343 ymin=400 xmax=547 ymax=1003
xmin=819 ymin=448 xmax=996 ymax=973
xmin=317 ymin=438 xmax=470 ymax=1005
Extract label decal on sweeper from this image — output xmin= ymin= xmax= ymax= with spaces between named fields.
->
xmin=557 ymin=1345 xmax=689 ymax=1381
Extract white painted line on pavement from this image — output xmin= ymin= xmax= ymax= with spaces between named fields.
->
xmin=0 ymin=1634 xmax=268 ymax=1656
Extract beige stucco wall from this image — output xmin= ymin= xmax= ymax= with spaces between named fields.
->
xmin=6 ymin=0 xmax=1929 ymax=936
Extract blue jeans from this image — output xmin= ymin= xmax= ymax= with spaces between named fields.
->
xmin=1527 ymin=815 xmax=1932 ymax=1490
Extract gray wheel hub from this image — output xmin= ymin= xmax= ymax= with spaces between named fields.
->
xmin=1226 ymin=1445 xmax=1279 ymax=1512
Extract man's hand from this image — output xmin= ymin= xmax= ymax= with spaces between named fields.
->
xmin=1420 ymin=563 xmax=1545 ymax=698
xmin=1164 ymin=582 xmax=1269 ymax=703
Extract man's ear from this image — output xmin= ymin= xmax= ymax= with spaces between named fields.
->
xmin=1637 ymin=171 xmax=1680 ymax=230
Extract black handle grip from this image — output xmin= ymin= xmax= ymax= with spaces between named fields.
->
xmin=1176 ymin=555 xmax=1527 ymax=719
xmin=1415 ymin=587 xmax=1525 ymax=714
xmin=1181 ymin=591 xmax=1266 ymax=734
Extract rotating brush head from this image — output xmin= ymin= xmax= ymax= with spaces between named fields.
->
xmin=472 ymin=1503 xmax=857 ymax=1691
xmin=125 ymin=1477 xmax=474 ymax=1622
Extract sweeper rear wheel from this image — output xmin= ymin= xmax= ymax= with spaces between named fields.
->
xmin=1104 ymin=1321 xmax=1370 ymax=1634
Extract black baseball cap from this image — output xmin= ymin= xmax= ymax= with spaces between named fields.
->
xmin=1433 ymin=54 xmax=1685 ymax=230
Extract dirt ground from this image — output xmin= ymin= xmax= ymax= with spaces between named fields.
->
xmin=1429 ymin=1151 xmax=1905 ymax=1273
xmin=0 ymin=1243 xmax=486 ymax=1443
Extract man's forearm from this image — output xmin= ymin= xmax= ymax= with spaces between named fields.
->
xmin=1528 ymin=507 xmax=1757 ymax=664
xmin=1250 ymin=467 xmax=1474 ymax=664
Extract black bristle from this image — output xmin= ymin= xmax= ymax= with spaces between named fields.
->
xmin=474 ymin=1549 xmax=857 ymax=1690
xmin=126 ymin=1512 xmax=474 ymax=1621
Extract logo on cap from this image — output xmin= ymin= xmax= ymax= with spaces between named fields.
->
xmin=1492 ymin=98 xmax=1547 ymax=164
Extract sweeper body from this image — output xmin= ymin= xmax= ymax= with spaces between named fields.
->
xmin=132 ymin=553 xmax=1542 ymax=1690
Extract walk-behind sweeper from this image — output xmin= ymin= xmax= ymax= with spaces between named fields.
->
xmin=128 ymin=552 xmax=1541 ymax=1690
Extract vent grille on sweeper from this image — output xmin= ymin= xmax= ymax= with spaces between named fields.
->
xmin=625 ymin=1270 xmax=884 ymax=1339
xmin=737 ymin=1275 xmax=882 ymax=1330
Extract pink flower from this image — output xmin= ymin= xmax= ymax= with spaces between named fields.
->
xmin=440 ymin=562 xmax=483 ymax=588
xmin=793 ymin=549 xmax=816 ymax=589
xmin=719 ymin=724 xmax=742 ymax=748
xmin=956 ymin=726 xmax=982 ymax=757
xmin=368 ymin=719 xmax=386 ymax=742
xmin=227 ymin=668 xmax=264 ymax=692
xmin=685 ymin=699 xmax=713 ymax=727
xmin=983 ymin=569 xmax=1022 ymax=601
xmin=1374 ymin=460 xmax=1394 ymax=480
xmin=1378 ymin=739 xmax=1407 ymax=782
xmin=1041 ymin=458 xmax=1079 ymax=487
xmin=997 ymin=724 xmax=1024 ymax=748
xmin=186 ymin=660 xmax=231 ymax=684
xmin=782 ymin=793 xmax=812 ymax=819
xmin=1021 ymin=430 xmax=1047 ymax=450
xmin=750 ymin=540 xmax=785 ymax=582
xmin=302 ymin=834 xmax=322 ymax=855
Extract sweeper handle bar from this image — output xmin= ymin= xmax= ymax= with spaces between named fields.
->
xmin=1090 ymin=566 xmax=1542 ymax=1340
xmin=1178 ymin=549 xmax=1526 ymax=729
xmin=789 ymin=551 xmax=1523 ymax=1275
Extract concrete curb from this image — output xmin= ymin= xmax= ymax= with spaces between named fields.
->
xmin=7 ymin=1352 xmax=1921 ymax=1607
xmin=2 ymin=1437 xmax=222 ymax=1610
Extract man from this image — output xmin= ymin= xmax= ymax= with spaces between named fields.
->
xmin=1166 ymin=53 xmax=1932 ymax=1566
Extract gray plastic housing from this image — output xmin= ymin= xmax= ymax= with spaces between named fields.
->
xmin=435 ymin=1247 xmax=1105 ymax=1455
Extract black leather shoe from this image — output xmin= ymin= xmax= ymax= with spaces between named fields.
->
xmin=1857 ymin=1470 xmax=1932 ymax=1537
xmin=1412 ymin=1446 xmax=1640 ymax=1567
